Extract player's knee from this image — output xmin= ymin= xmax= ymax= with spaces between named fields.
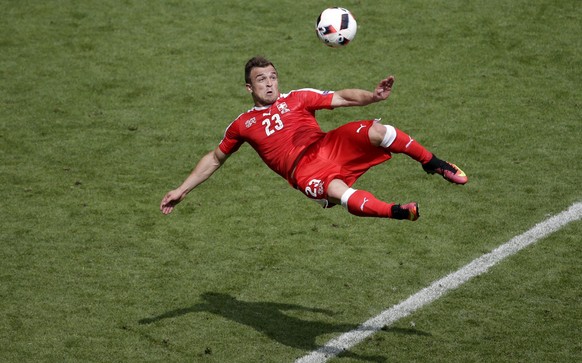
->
xmin=378 ymin=124 xmax=397 ymax=148
xmin=327 ymin=179 xmax=349 ymax=204
xmin=340 ymin=188 xmax=357 ymax=208
xmin=368 ymin=122 xmax=388 ymax=146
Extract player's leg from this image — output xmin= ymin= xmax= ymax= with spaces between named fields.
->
xmin=327 ymin=179 xmax=419 ymax=221
xmin=369 ymin=122 xmax=468 ymax=185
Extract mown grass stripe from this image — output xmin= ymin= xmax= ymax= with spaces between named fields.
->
xmin=297 ymin=202 xmax=582 ymax=363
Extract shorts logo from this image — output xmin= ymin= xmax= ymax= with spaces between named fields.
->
xmin=356 ymin=123 xmax=367 ymax=133
xmin=305 ymin=179 xmax=324 ymax=198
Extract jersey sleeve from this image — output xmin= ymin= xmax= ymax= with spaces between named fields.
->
xmin=218 ymin=120 xmax=243 ymax=155
xmin=307 ymin=89 xmax=333 ymax=111
xmin=298 ymin=88 xmax=335 ymax=112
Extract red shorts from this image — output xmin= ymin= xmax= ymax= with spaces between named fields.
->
xmin=291 ymin=120 xmax=391 ymax=201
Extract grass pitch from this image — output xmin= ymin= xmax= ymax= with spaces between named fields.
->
xmin=1 ymin=0 xmax=580 ymax=362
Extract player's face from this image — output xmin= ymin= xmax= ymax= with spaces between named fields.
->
xmin=246 ymin=66 xmax=279 ymax=107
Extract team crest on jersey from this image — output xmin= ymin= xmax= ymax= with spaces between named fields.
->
xmin=277 ymin=102 xmax=290 ymax=114
xmin=245 ymin=117 xmax=256 ymax=128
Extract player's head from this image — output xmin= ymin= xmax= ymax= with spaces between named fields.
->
xmin=245 ymin=56 xmax=279 ymax=107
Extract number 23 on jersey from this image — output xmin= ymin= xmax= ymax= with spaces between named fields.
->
xmin=262 ymin=113 xmax=283 ymax=136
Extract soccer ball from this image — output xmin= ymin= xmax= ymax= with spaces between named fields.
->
xmin=315 ymin=7 xmax=357 ymax=47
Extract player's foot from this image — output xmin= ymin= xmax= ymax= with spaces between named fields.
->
xmin=422 ymin=155 xmax=468 ymax=185
xmin=391 ymin=202 xmax=419 ymax=221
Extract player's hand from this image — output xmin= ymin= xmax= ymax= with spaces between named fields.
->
xmin=373 ymin=76 xmax=395 ymax=102
xmin=160 ymin=189 xmax=186 ymax=215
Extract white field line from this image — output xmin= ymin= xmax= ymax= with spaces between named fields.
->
xmin=296 ymin=201 xmax=582 ymax=363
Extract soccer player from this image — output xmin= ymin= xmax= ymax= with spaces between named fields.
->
xmin=160 ymin=56 xmax=467 ymax=221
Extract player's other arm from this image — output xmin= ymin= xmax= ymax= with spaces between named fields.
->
xmin=331 ymin=75 xmax=395 ymax=108
xmin=160 ymin=147 xmax=229 ymax=215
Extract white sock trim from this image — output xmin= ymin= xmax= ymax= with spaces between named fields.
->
xmin=380 ymin=125 xmax=397 ymax=148
xmin=340 ymin=188 xmax=357 ymax=208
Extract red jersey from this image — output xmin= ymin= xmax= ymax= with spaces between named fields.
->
xmin=219 ymin=89 xmax=334 ymax=181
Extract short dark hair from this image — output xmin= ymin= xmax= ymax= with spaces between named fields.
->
xmin=245 ymin=56 xmax=276 ymax=84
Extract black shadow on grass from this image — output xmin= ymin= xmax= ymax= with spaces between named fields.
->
xmin=139 ymin=292 xmax=387 ymax=362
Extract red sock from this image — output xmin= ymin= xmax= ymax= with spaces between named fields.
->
xmin=343 ymin=189 xmax=394 ymax=218
xmin=387 ymin=128 xmax=433 ymax=164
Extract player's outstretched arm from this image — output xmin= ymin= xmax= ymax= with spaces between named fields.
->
xmin=160 ymin=147 xmax=229 ymax=215
xmin=331 ymin=75 xmax=395 ymax=108
xmin=373 ymin=75 xmax=395 ymax=102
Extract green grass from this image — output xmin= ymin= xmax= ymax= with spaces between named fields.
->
xmin=1 ymin=0 xmax=581 ymax=362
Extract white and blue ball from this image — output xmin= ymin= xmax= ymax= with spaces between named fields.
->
xmin=316 ymin=7 xmax=357 ymax=47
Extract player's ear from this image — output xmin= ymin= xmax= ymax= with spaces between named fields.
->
xmin=245 ymin=83 xmax=253 ymax=93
